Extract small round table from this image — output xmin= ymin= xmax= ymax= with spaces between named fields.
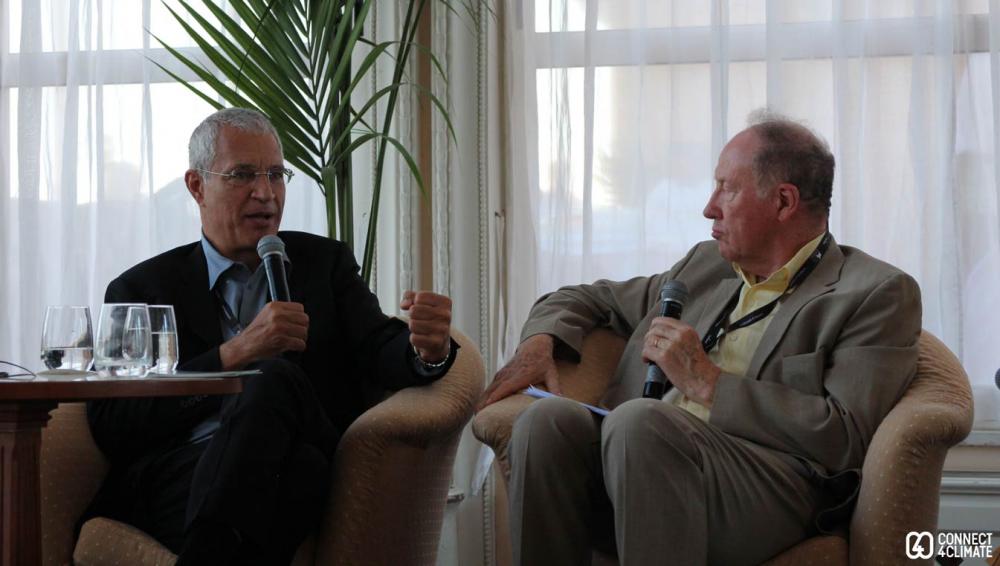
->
xmin=0 ymin=375 xmax=243 ymax=566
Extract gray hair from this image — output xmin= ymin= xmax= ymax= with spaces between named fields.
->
xmin=745 ymin=109 xmax=834 ymax=216
xmin=188 ymin=107 xmax=282 ymax=171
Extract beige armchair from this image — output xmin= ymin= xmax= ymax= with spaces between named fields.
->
xmin=39 ymin=329 xmax=484 ymax=566
xmin=473 ymin=329 xmax=973 ymax=565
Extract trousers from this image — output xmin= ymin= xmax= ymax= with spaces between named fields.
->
xmin=508 ymin=396 xmax=825 ymax=566
xmin=134 ymin=358 xmax=339 ymax=565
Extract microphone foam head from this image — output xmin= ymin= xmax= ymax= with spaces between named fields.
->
xmin=995 ymin=367 xmax=1000 ymax=391
xmin=257 ymin=235 xmax=286 ymax=259
xmin=660 ymin=280 xmax=689 ymax=306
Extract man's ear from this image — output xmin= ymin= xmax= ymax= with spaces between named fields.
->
xmin=775 ymin=183 xmax=801 ymax=222
xmin=185 ymin=170 xmax=206 ymax=205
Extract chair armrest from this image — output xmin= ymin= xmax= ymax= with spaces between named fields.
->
xmin=472 ymin=328 xmax=627 ymax=481
xmin=472 ymin=393 xmax=537 ymax=481
xmin=314 ymin=329 xmax=485 ymax=566
xmin=850 ymin=330 xmax=974 ymax=565
xmin=347 ymin=329 xmax=484 ymax=446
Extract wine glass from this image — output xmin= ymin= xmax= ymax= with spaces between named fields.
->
xmin=40 ymin=306 xmax=94 ymax=373
xmin=148 ymin=305 xmax=179 ymax=374
xmin=94 ymin=303 xmax=152 ymax=377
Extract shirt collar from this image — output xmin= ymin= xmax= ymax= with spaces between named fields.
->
xmin=200 ymin=233 xmax=294 ymax=291
xmin=733 ymin=232 xmax=826 ymax=292
xmin=200 ymin=234 xmax=242 ymax=291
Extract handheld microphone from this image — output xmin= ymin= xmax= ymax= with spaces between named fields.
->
xmin=257 ymin=235 xmax=291 ymax=302
xmin=995 ymin=367 xmax=1000 ymax=391
xmin=642 ymin=280 xmax=689 ymax=399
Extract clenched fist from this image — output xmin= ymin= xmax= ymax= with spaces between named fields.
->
xmin=401 ymin=290 xmax=452 ymax=363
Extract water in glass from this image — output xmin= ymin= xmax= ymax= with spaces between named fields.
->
xmin=94 ymin=303 xmax=152 ymax=377
xmin=40 ymin=305 xmax=94 ymax=372
xmin=148 ymin=305 xmax=179 ymax=374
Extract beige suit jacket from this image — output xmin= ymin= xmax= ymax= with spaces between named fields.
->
xmin=520 ymin=236 xmax=922 ymax=476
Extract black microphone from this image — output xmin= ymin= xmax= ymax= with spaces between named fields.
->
xmin=995 ymin=367 xmax=1000 ymax=391
xmin=642 ymin=280 xmax=690 ymax=399
xmin=257 ymin=235 xmax=291 ymax=302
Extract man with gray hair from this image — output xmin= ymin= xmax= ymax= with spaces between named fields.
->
xmin=480 ymin=112 xmax=921 ymax=564
xmin=83 ymin=108 xmax=458 ymax=565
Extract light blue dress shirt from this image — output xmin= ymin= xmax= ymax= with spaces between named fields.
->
xmin=189 ymin=235 xmax=290 ymax=442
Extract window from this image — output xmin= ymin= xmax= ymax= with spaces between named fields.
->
xmin=504 ymin=0 xmax=1000 ymax=425
xmin=0 ymin=0 xmax=328 ymax=372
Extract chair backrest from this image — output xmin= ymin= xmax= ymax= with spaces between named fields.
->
xmin=40 ymin=402 xmax=109 ymax=566
xmin=552 ymin=329 xmax=627 ymax=405
xmin=849 ymin=330 xmax=973 ymax=565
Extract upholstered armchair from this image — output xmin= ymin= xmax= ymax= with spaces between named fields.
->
xmin=472 ymin=329 xmax=973 ymax=565
xmin=39 ymin=328 xmax=485 ymax=566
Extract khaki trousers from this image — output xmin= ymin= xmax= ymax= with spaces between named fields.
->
xmin=508 ymin=397 xmax=825 ymax=566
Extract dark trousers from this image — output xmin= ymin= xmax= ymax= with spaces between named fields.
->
xmin=137 ymin=358 xmax=339 ymax=565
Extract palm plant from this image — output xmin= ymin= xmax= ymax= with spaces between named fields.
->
xmin=154 ymin=0 xmax=477 ymax=282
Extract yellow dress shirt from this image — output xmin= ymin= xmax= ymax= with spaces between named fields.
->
xmin=666 ymin=232 xmax=826 ymax=421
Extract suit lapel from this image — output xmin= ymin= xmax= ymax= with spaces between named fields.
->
xmin=177 ymin=243 xmax=223 ymax=347
xmin=744 ymin=237 xmax=845 ymax=379
xmin=280 ymin=233 xmax=307 ymax=304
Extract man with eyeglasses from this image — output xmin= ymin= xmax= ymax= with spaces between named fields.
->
xmin=81 ymin=108 xmax=457 ymax=565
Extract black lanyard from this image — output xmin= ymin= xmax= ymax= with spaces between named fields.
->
xmin=213 ymin=288 xmax=244 ymax=336
xmin=700 ymin=232 xmax=831 ymax=353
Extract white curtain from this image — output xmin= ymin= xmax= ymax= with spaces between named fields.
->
xmin=0 ymin=0 xmax=330 ymax=374
xmin=500 ymin=0 xmax=1000 ymax=426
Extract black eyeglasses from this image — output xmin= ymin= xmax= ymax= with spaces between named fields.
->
xmin=197 ymin=167 xmax=294 ymax=187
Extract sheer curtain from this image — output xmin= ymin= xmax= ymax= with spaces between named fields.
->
xmin=0 ymin=0 xmax=329 ymax=374
xmin=500 ymin=0 xmax=1000 ymax=426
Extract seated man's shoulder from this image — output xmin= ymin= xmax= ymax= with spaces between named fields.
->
xmin=105 ymin=242 xmax=202 ymax=300
xmin=278 ymin=230 xmax=349 ymax=260
xmin=674 ymin=240 xmax=734 ymax=279
xmin=688 ymin=239 xmax=725 ymax=262
xmin=838 ymin=245 xmax=919 ymax=290
xmin=116 ymin=241 xmax=200 ymax=282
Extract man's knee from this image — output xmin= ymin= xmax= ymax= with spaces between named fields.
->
xmin=510 ymin=396 xmax=597 ymax=461
xmin=223 ymin=358 xmax=317 ymax=422
xmin=602 ymin=399 xmax=702 ymax=466
xmin=241 ymin=358 xmax=309 ymax=397
xmin=248 ymin=357 xmax=308 ymax=381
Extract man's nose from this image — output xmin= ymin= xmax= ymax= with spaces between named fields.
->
xmin=703 ymin=194 xmax=719 ymax=219
xmin=249 ymin=174 xmax=276 ymax=200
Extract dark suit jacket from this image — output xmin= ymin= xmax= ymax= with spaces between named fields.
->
xmin=520 ymin=236 xmax=922 ymax=477
xmin=87 ymin=230 xmax=446 ymax=467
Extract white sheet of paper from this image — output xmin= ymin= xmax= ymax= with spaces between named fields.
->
xmin=145 ymin=369 xmax=263 ymax=379
xmin=523 ymin=385 xmax=610 ymax=417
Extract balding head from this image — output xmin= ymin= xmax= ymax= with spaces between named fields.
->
xmin=705 ymin=111 xmax=834 ymax=278
xmin=744 ymin=109 xmax=834 ymax=218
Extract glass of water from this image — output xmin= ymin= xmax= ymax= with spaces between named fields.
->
xmin=40 ymin=305 xmax=94 ymax=372
xmin=148 ymin=305 xmax=179 ymax=374
xmin=94 ymin=303 xmax=152 ymax=377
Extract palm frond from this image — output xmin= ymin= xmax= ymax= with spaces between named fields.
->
xmin=156 ymin=0 xmax=489 ymax=283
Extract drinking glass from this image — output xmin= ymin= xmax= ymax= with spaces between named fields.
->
xmin=148 ymin=305 xmax=179 ymax=374
xmin=94 ymin=303 xmax=152 ymax=377
xmin=40 ymin=306 xmax=94 ymax=372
